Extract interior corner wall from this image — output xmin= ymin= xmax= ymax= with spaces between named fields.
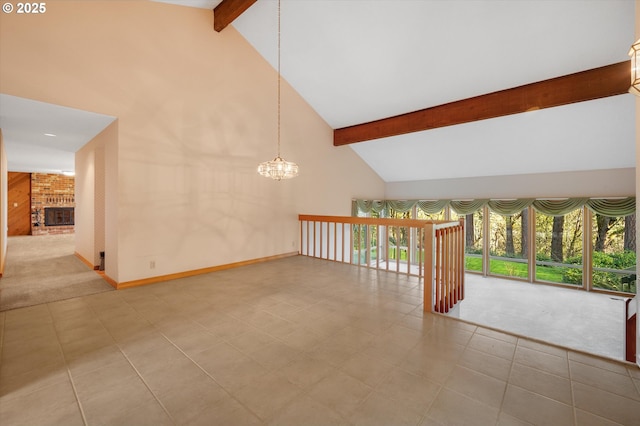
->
xmin=75 ymin=137 xmax=96 ymax=267
xmin=0 ymin=1 xmax=382 ymax=283
xmin=0 ymin=129 xmax=7 ymax=276
xmin=75 ymin=120 xmax=116 ymax=272
xmin=385 ymin=168 xmax=635 ymax=200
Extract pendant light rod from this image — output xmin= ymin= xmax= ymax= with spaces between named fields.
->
xmin=257 ymin=0 xmax=299 ymax=180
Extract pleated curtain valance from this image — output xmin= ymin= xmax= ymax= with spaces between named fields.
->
xmin=353 ymin=197 xmax=636 ymax=217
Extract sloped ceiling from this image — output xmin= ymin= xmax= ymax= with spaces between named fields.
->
xmin=229 ymin=0 xmax=636 ymax=182
xmin=1 ymin=0 xmax=635 ymax=181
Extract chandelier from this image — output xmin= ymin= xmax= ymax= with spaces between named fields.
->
xmin=630 ymin=38 xmax=640 ymax=95
xmin=258 ymin=0 xmax=299 ymax=181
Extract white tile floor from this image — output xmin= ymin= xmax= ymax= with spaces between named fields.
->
xmin=1 ymin=256 xmax=639 ymax=425
xmin=447 ymin=274 xmax=629 ymax=360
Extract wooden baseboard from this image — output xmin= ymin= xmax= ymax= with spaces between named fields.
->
xmin=115 ymin=252 xmax=299 ymax=290
xmin=74 ymin=251 xmax=96 ymax=270
xmin=97 ymin=271 xmax=118 ymax=289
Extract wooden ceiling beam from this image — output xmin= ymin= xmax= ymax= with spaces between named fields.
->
xmin=214 ymin=0 xmax=257 ymax=32
xmin=334 ymin=61 xmax=631 ymax=146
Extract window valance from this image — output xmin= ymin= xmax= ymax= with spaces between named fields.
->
xmin=353 ymin=197 xmax=636 ymax=217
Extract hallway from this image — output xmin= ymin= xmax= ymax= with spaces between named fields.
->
xmin=0 ymin=234 xmax=113 ymax=311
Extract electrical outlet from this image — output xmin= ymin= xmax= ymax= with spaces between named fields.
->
xmin=150 ymin=260 xmax=156 ymax=269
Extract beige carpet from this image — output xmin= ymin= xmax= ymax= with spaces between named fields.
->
xmin=0 ymin=234 xmax=114 ymax=311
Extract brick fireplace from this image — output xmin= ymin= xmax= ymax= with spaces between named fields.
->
xmin=31 ymin=173 xmax=75 ymax=236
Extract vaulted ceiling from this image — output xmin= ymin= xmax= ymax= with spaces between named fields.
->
xmin=1 ymin=0 xmax=635 ymax=182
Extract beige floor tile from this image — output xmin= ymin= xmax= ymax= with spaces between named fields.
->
xmin=341 ymin=352 xmax=393 ymax=387
xmin=0 ymin=379 xmax=83 ymax=426
xmin=569 ymin=351 xmax=629 ymax=374
xmin=59 ymin=330 xmax=116 ymax=360
xmin=0 ymin=344 xmax=65 ymax=378
xmin=324 ymin=325 xmax=377 ymax=350
xmin=306 ymin=371 xmax=373 ymax=417
xmin=0 ymin=362 xmax=69 ymax=402
xmin=278 ymin=325 xmax=327 ymax=352
xmin=425 ymin=324 xmax=474 ymax=348
xmin=106 ymin=399 xmax=174 ymax=426
xmin=400 ymin=347 xmax=458 ymax=384
xmin=227 ymin=328 xmax=277 ymax=354
xmin=360 ymin=336 xmax=415 ymax=365
xmin=570 ymin=359 xmax=640 ymax=401
xmin=248 ymin=340 xmax=303 ymax=370
xmin=496 ymin=412 xmax=534 ymax=426
xmin=502 ymin=384 xmax=574 ymax=426
xmin=127 ymin=343 xmax=191 ymax=377
xmin=4 ymin=304 xmax=53 ymax=326
xmin=475 ymin=326 xmax=519 ymax=343
xmin=349 ymin=390 xmax=425 ymax=426
xmin=277 ymin=354 xmax=336 ymax=389
xmin=268 ymin=394 xmax=349 ymax=426
xmin=426 ymin=388 xmax=499 ymax=426
xmin=573 ymin=381 xmax=640 ymax=425
xmin=66 ymin=343 xmax=129 ymax=376
xmin=444 ymin=365 xmax=506 ymax=408
xmin=514 ymin=345 xmax=569 ymax=378
xmin=3 ymin=321 xmax=57 ymax=344
xmin=187 ymin=394 xmax=262 ymax=426
xmin=155 ymin=375 xmax=227 ymax=424
xmin=458 ymin=347 xmax=513 ymax=381
xmin=77 ymin=376 xmax=158 ymax=425
xmin=397 ymin=313 xmax=439 ymax=334
xmin=233 ymin=371 xmax=303 ymax=421
xmin=3 ymin=257 xmax=640 ymax=426
xmin=310 ymin=338 xmax=362 ymax=367
xmin=468 ymin=333 xmax=516 ymax=361
xmin=574 ymin=408 xmax=625 ymax=426
xmin=118 ymin=329 xmax=173 ymax=358
xmin=192 ymin=344 xmax=271 ymax=392
xmin=165 ymin=327 xmax=222 ymax=356
xmin=1 ymin=332 xmax=60 ymax=361
xmin=518 ymin=338 xmax=568 ymax=358
xmin=138 ymin=356 xmax=208 ymax=396
xmin=509 ymin=362 xmax=572 ymax=405
xmin=376 ymin=367 xmax=440 ymax=414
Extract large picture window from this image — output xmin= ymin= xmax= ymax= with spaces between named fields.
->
xmin=489 ymin=209 xmax=528 ymax=279
xmin=591 ymin=213 xmax=636 ymax=293
xmin=353 ymin=197 xmax=636 ymax=295
xmin=535 ymin=209 xmax=583 ymax=286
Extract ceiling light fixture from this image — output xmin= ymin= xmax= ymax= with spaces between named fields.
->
xmin=629 ymin=38 xmax=640 ymax=95
xmin=257 ymin=0 xmax=299 ymax=181
xmin=44 ymin=133 xmax=57 ymax=137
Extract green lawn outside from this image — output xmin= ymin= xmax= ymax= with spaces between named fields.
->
xmin=465 ymin=257 xmax=579 ymax=284
xmin=358 ymin=250 xmax=634 ymax=293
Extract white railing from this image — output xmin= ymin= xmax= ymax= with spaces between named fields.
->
xmin=298 ymin=215 xmax=465 ymax=313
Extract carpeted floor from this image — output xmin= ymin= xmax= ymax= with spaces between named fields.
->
xmin=0 ymin=234 xmax=114 ymax=311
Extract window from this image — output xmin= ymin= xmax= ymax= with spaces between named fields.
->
xmin=535 ymin=209 xmax=583 ymax=286
xmin=591 ymin=213 xmax=636 ymax=293
xmin=489 ymin=209 xmax=528 ymax=279
xmin=452 ymin=210 xmax=483 ymax=273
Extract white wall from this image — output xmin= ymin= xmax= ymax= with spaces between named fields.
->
xmin=0 ymin=1 xmax=383 ymax=284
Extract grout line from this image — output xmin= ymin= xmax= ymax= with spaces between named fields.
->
xmin=45 ymin=302 xmax=89 ymax=426
xmin=119 ymin=295 xmax=267 ymax=424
